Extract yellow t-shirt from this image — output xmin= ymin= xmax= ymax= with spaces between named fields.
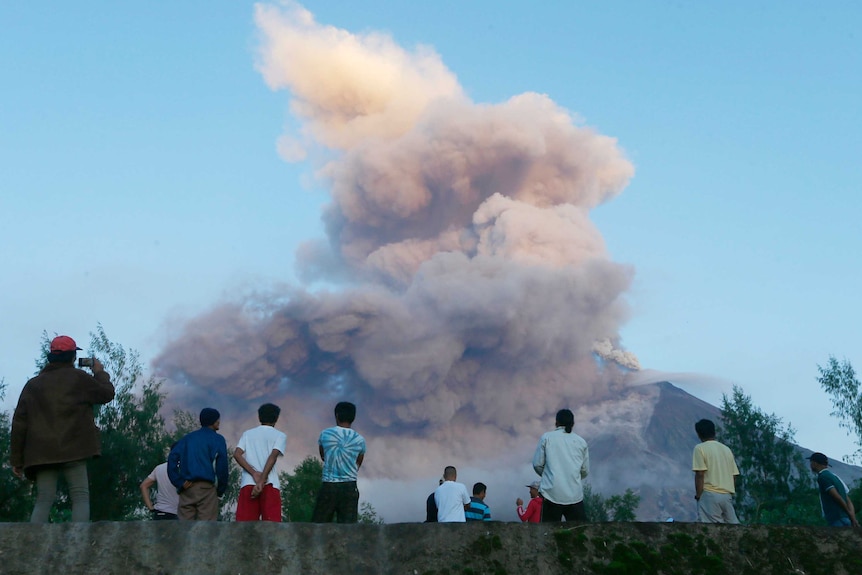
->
xmin=692 ymin=440 xmax=739 ymax=494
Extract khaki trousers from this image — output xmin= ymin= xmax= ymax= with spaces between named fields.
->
xmin=178 ymin=481 xmax=219 ymax=521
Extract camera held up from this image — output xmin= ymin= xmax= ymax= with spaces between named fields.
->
xmin=78 ymin=357 xmax=95 ymax=368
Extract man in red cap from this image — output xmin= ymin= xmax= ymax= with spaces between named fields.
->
xmin=10 ymin=335 xmax=115 ymax=522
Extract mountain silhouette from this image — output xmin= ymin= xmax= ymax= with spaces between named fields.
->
xmin=579 ymin=380 xmax=862 ymax=521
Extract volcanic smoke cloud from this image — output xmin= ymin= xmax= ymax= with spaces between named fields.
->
xmin=154 ymin=2 xmax=639 ymax=479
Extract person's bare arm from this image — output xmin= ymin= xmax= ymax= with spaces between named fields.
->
xmin=694 ymin=471 xmax=705 ymax=501
xmin=233 ymin=448 xmax=262 ymax=485
xmin=827 ymin=488 xmax=860 ymax=527
xmin=253 ymin=449 xmax=282 ymax=496
xmin=140 ymin=477 xmax=156 ymax=512
xmin=318 ymin=444 xmax=325 ymax=461
xmin=356 ymin=453 xmax=364 ymax=469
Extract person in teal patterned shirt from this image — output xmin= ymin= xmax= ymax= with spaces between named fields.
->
xmin=311 ymin=401 xmax=366 ymax=523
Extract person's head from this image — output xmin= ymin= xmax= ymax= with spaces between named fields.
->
xmin=695 ymin=419 xmax=716 ymax=441
xmin=200 ymin=407 xmax=221 ymax=430
xmin=527 ymin=480 xmax=541 ymax=498
xmin=556 ymin=409 xmax=575 ymax=433
xmin=47 ymin=335 xmax=81 ymax=364
xmin=472 ymin=482 xmax=487 ymax=499
xmin=334 ymin=401 xmax=356 ymax=425
xmin=258 ymin=403 xmax=281 ymax=425
xmin=808 ymin=452 xmax=829 ymax=472
xmin=443 ymin=466 xmax=457 ymax=481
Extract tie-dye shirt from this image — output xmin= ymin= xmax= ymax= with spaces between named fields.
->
xmin=319 ymin=426 xmax=366 ymax=482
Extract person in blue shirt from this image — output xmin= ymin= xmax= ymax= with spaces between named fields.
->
xmin=168 ymin=407 xmax=229 ymax=521
xmin=465 ymin=482 xmax=491 ymax=521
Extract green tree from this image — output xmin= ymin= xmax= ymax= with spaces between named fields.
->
xmin=13 ymin=327 xmax=203 ymax=521
xmin=3 ymin=327 xmax=241 ymax=522
xmin=605 ymin=489 xmax=641 ymax=522
xmin=817 ymin=356 xmax=862 ymax=463
xmin=85 ymin=325 xmax=191 ymax=520
xmin=358 ymin=500 xmax=385 ymax=524
xmin=0 ymin=381 xmax=35 ymax=520
xmin=279 ymin=456 xmax=382 ymax=523
xmin=280 ymin=456 xmax=323 ymax=522
xmin=719 ymin=385 xmax=818 ymax=524
xmin=583 ymin=484 xmax=640 ymax=522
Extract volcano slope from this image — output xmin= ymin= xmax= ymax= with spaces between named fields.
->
xmin=579 ymin=380 xmax=862 ymax=522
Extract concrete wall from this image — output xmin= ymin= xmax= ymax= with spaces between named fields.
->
xmin=1 ymin=521 xmax=861 ymax=575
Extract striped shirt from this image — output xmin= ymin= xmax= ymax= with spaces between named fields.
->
xmin=319 ymin=426 xmax=366 ymax=482
xmin=465 ymin=497 xmax=491 ymax=521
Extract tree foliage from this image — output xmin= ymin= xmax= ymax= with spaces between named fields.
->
xmin=719 ymin=385 xmax=818 ymax=524
xmin=86 ymin=325 xmax=196 ymax=520
xmin=358 ymin=500 xmax=385 ymax=524
xmin=279 ymin=455 xmax=383 ymax=523
xmin=0 ymin=381 xmax=36 ymax=521
xmin=583 ymin=484 xmax=640 ymax=522
xmin=280 ymin=456 xmax=323 ymax=522
xmin=817 ymin=356 xmax=862 ymax=463
xmin=1 ymin=326 xmax=205 ymax=521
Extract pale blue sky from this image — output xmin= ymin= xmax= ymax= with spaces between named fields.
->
xmin=2 ymin=1 xmax=861 ymax=461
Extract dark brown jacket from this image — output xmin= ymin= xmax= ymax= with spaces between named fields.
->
xmin=10 ymin=362 xmax=115 ymax=477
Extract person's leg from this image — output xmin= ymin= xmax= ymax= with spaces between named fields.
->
xmin=30 ymin=467 xmax=60 ymax=523
xmin=697 ymin=491 xmax=724 ymax=523
xmin=235 ymin=485 xmax=261 ymax=521
xmin=177 ymin=488 xmax=198 ymax=521
xmin=196 ymin=483 xmax=219 ymax=521
xmin=260 ymin=485 xmax=283 ymax=522
xmin=561 ymin=501 xmax=586 ymax=522
xmin=64 ymin=460 xmax=91 ymax=522
xmin=335 ymin=482 xmax=359 ymax=524
xmin=312 ymin=482 xmax=337 ymax=523
xmin=721 ymin=496 xmax=740 ymax=524
xmin=541 ymin=499 xmax=563 ymax=522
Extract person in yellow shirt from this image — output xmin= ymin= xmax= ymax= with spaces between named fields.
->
xmin=692 ymin=419 xmax=740 ymax=524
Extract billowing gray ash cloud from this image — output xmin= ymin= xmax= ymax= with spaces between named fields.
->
xmin=153 ymin=2 xmax=639 ymax=481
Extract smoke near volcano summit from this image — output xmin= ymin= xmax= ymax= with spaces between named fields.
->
xmin=153 ymin=2 xmax=640 ymax=479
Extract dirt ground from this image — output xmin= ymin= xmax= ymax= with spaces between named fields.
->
xmin=0 ymin=520 xmax=860 ymax=575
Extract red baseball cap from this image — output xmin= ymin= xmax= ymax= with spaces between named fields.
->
xmin=50 ymin=335 xmax=82 ymax=353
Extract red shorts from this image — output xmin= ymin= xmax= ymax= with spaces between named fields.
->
xmin=235 ymin=484 xmax=282 ymax=522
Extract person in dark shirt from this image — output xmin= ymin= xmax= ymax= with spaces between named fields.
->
xmin=808 ymin=452 xmax=859 ymax=527
xmin=168 ymin=407 xmax=229 ymax=521
xmin=425 ymin=478 xmax=443 ymax=522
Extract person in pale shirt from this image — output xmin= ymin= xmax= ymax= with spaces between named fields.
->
xmin=434 ymin=466 xmax=471 ymax=522
xmin=233 ymin=403 xmax=288 ymax=522
xmin=692 ymin=418 xmax=740 ymax=524
xmin=140 ymin=449 xmax=180 ymax=520
xmin=532 ymin=408 xmax=590 ymax=522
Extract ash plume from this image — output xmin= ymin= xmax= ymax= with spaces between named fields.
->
xmin=153 ymin=2 xmax=638 ymax=483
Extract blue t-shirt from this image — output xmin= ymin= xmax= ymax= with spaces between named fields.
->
xmin=319 ymin=426 xmax=366 ymax=482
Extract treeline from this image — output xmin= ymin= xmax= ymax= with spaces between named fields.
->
xmin=0 ymin=326 xmax=382 ymax=523
xmin=1 ymin=326 xmax=860 ymax=524
xmin=714 ymin=357 xmax=862 ymax=524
